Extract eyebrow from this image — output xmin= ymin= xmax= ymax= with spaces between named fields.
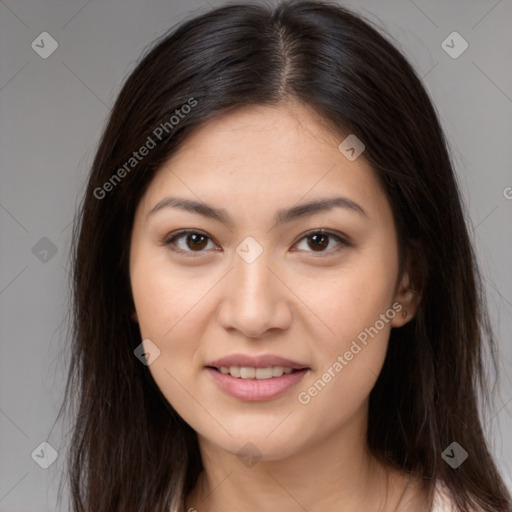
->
xmin=147 ymin=195 xmax=367 ymax=227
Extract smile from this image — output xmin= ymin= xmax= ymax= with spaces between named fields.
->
xmin=206 ymin=367 xmax=309 ymax=401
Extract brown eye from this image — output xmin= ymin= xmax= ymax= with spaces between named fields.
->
xmin=164 ymin=230 xmax=216 ymax=255
xmin=307 ymin=233 xmax=330 ymax=251
xmin=293 ymin=230 xmax=349 ymax=254
xmin=185 ymin=233 xmax=208 ymax=251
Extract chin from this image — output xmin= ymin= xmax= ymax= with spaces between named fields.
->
xmin=195 ymin=425 xmax=307 ymax=463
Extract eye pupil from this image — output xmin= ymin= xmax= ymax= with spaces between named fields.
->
xmin=187 ymin=233 xmax=208 ymax=250
xmin=308 ymin=233 xmax=329 ymax=251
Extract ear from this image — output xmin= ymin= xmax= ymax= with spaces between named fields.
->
xmin=391 ymin=244 xmax=424 ymax=328
xmin=131 ymin=310 xmax=139 ymax=323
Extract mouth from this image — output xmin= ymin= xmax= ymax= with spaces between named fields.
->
xmin=205 ymin=365 xmax=310 ymax=401
xmin=204 ymin=354 xmax=311 ymax=400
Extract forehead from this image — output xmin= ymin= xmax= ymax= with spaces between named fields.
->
xmin=137 ymin=102 xmax=391 ymax=224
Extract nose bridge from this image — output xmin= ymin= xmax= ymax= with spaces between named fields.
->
xmin=231 ymin=242 xmax=275 ymax=309
xmin=217 ymin=237 xmax=291 ymax=336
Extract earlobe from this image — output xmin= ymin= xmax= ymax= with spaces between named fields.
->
xmin=391 ymin=286 xmax=422 ymax=327
xmin=391 ymin=242 xmax=425 ymax=327
xmin=391 ymin=264 xmax=423 ymax=328
xmin=131 ymin=311 xmax=138 ymax=323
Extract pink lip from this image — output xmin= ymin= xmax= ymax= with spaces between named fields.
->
xmin=206 ymin=367 xmax=309 ymax=401
xmin=207 ymin=353 xmax=309 ymax=370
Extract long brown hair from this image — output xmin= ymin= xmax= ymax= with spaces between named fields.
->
xmin=57 ymin=1 xmax=512 ymax=510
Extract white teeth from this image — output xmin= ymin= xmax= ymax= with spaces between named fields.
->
xmin=229 ymin=366 xmax=241 ymax=378
xmin=218 ymin=366 xmax=299 ymax=379
xmin=272 ymin=366 xmax=283 ymax=377
xmin=255 ymin=367 xmax=273 ymax=379
xmin=240 ymin=367 xmax=256 ymax=379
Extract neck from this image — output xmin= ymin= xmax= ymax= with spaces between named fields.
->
xmin=185 ymin=403 xmax=410 ymax=512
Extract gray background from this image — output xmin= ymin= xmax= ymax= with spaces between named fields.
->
xmin=1 ymin=0 xmax=511 ymax=510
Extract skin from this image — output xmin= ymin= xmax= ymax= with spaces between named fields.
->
xmin=129 ymin=100 xmax=424 ymax=512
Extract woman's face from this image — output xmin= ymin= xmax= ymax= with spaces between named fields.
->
xmin=129 ymin=101 xmax=415 ymax=460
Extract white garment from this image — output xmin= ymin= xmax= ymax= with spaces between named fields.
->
xmin=431 ymin=480 xmax=455 ymax=511
xmin=430 ymin=480 xmax=487 ymax=512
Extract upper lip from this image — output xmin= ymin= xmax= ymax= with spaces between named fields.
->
xmin=207 ymin=354 xmax=309 ymax=370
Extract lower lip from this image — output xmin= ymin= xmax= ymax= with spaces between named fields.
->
xmin=205 ymin=367 xmax=309 ymax=401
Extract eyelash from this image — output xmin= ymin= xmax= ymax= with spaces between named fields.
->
xmin=162 ymin=229 xmax=350 ymax=258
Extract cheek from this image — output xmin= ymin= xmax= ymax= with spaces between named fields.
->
xmin=295 ymin=294 xmax=394 ymax=443
xmin=291 ymin=251 xmax=397 ymax=419
xmin=130 ymin=255 xmax=215 ymax=421
xmin=131 ymin=246 xmax=211 ymax=340
xmin=293 ymin=253 xmax=398 ymax=352
xmin=130 ymin=249 xmax=213 ymax=381
xmin=295 ymin=339 xmax=388 ymax=449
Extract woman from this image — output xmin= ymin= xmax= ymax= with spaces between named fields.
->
xmin=59 ymin=1 xmax=512 ymax=511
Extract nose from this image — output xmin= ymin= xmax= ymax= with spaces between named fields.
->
xmin=216 ymin=249 xmax=292 ymax=338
